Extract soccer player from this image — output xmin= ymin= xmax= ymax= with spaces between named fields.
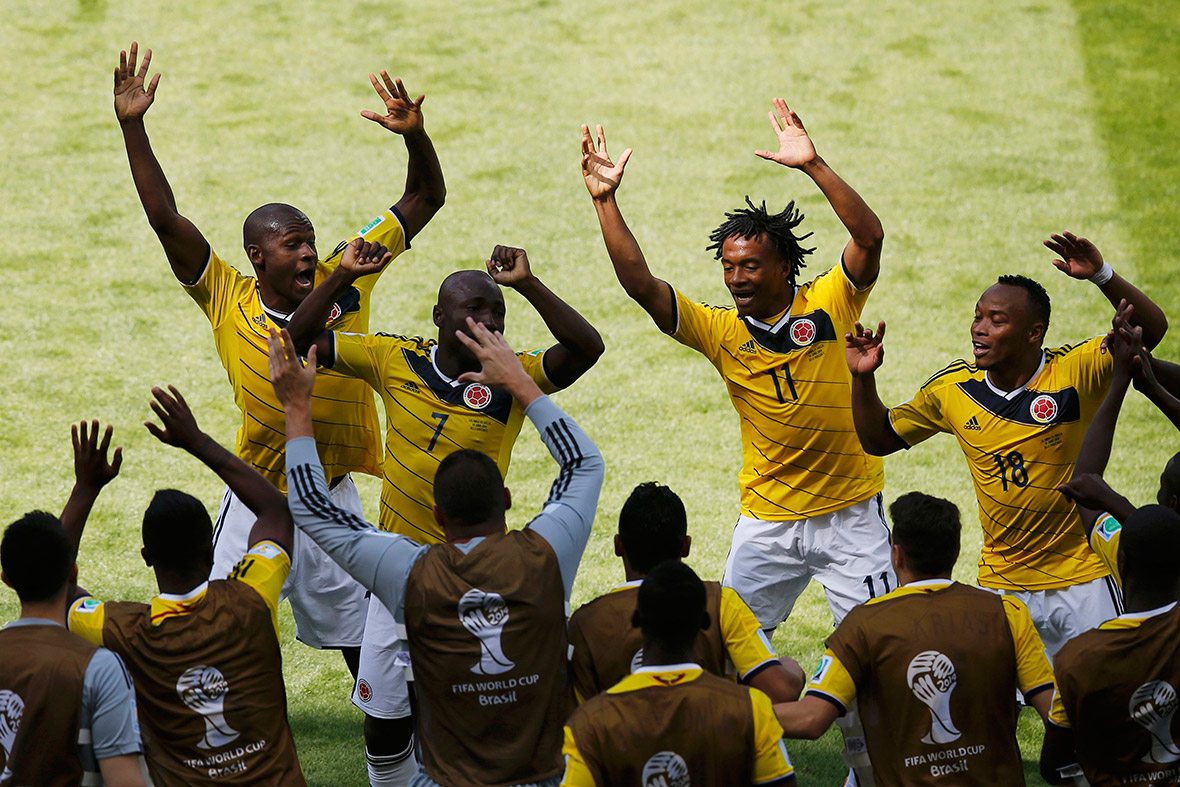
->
xmin=112 ymin=41 xmax=446 ymax=666
xmin=581 ymin=100 xmax=891 ymax=632
xmin=1 ymin=515 xmax=144 ymax=787
xmin=64 ymin=391 xmax=306 ymax=786
xmin=776 ymin=492 xmax=1056 ymax=787
xmin=845 ymin=233 xmax=1167 ymax=655
xmin=567 ymin=482 xmax=804 ymax=704
xmin=1039 ymin=505 xmax=1180 ymax=786
xmin=274 ymin=322 xmax=603 ymax=787
xmin=286 ymin=244 xmax=602 ymax=782
xmin=562 ymin=561 xmax=796 ymax=786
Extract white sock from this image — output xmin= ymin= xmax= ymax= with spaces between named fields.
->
xmin=366 ymin=737 xmax=417 ymax=787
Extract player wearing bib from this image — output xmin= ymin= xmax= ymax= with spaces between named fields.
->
xmin=847 ymin=240 xmax=1167 ymax=654
xmin=568 ymin=482 xmax=802 ymax=704
xmin=288 ymin=248 xmax=602 ymax=784
xmin=113 ymin=43 xmax=446 ymax=659
xmin=1040 ymin=506 xmax=1180 ymax=786
xmin=276 ymin=323 xmax=605 ymax=787
xmin=776 ymin=493 xmax=1056 ymax=787
xmin=562 ymin=562 xmax=795 ymax=787
xmin=60 ymin=392 xmax=307 ymax=785
xmin=1 ymin=514 xmax=144 ymax=787
xmin=581 ymin=100 xmax=890 ymax=629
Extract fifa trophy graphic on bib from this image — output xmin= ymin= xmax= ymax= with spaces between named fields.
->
xmin=177 ymin=665 xmax=241 ymax=749
xmin=907 ymin=651 xmax=961 ymax=745
xmin=0 ymin=690 xmax=23 ymax=782
xmin=1130 ymin=680 xmax=1180 ymax=764
xmin=459 ymin=588 xmax=515 ymax=676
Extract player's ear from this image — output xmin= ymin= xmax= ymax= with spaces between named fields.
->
xmin=432 ymin=304 xmax=444 ymax=329
xmin=890 ymin=543 xmax=904 ymax=576
xmin=1027 ymin=319 xmax=1046 ymax=346
xmin=630 ymin=608 xmax=641 ymax=630
xmin=68 ymin=563 xmax=78 ymax=586
xmin=699 ymin=610 xmax=711 ymax=631
xmin=0 ymin=571 xmax=10 ymax=590
xmin=613 ymin=533 xmax=625 ymax=558
xmin=246 ymin=243 xmax=265 ymax=271
xmin=432 ymin=504 xmax=445 ymax=532
xmin=680 ymin=535 xmax=692 ymax=558
xmin=503 ymin=487 xmax=512 ymax=512
xmin=140 ymin=546 xmax=153 ymax=568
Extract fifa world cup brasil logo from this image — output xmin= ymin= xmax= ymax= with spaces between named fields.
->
xmin=458 ymin=588 xmax=515 ymax=675
xmin=642 ymin=751 xmax=691 ymax=787
xmin=0 ymin=690 xmax=23 ymax=782
xmin=907 ymin=650 xmax=962 ymax=745
xmin=177 ymin=665 xmax=240 ymax=749
xmin=1130 ymin=680 xmax=1180 ymax=764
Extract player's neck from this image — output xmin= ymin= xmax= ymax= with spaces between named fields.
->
xmin=985 ymin=349 xmax=1043 ymax=392
xmin=257 ymin=283 xmax=298 ymax=316
xmin=434 ymin=343 xmax=479 ymax=381
xmin=641 ymin=641 xmax=695 ymax=668
xmin=155 ymin=568 xmax=210 ymax=596
xmin=20 ymin=597 xmax=68 ymax=626
xmin=750 ymin=289 xmax=795 ymax=323
xmin=444 ymin=519 xmax=507 ymax=543
xmin=1121 ymin=582 xmax=1180 ymax=615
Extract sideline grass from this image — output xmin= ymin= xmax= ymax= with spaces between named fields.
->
xmin=0 ymin=0 xmax=1176 ymax=783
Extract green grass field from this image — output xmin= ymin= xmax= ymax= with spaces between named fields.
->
xmin=2 ymin=0 xmax=1177 ymax=783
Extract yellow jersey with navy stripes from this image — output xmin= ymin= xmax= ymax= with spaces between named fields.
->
xmin=183 ymin=207 xmax=408 ymax=491
xmin=671 ymin=263 xmax=884 ymax=520
xmin=332 ymin=332 xmax=556 ymax=542
xmin=888 ymin=337 xmax=1113 ymax=591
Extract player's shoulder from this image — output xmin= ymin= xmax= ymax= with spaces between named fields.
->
xmin=917 ymin=358 xmax=980 ymax=391
xmin=570 ymin=588 xmax=633 ymax=623
xmin=368 ymin=331 xmax=436 ymax=352
xmin=1044 ymin=336 xmax=1104 ymax=363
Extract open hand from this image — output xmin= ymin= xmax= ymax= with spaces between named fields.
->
xmin=455 ymin=317 xmax=529 ymax=390
xmin=113 ymin=41 xmax=160 ymax=121
xmin=581 ymin=124 xmax=632 ymax=200
xmin=1044 ymin=231 xmax=1104 ymax=279
xmin=72 ymin=420 xmax=123 ymax=491
xmin=361 ymin=71 xmax=425 ymax=135
xmin=340 ymin=238 xmax=393 ymax=279
xmin=144 ymin=386 xmax=206 ymax=452
xmin=485 ymin=246 xmax=533 ymax=288
xmin=845 ymin=321 xmax=887 ymax=376
xmin=268 ymin=328 xmax=317 ymax=408
xmin=755 ymin=98 xmax=817 ymax=168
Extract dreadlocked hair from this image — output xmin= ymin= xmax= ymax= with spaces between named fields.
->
xmin=707 ymin=196 xmax=816 ymax=287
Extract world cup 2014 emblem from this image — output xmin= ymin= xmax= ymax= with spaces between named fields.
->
xmin=907 ymin=650 xmax=962 ymax=745
xmin=0 ymin=690 xmax=23 ymax=782
xmin=458 ymin=588 xmax=515 ymax=675
xmin=642 ymin=751 xmax=691 ymax=787
xmin=1130 ymin=680 xmax=1180 ymax=764
xmin=176 ymin=665 xmax=241 ymax=750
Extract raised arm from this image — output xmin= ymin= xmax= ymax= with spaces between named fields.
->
xmin=114 ymin=43 xmax=210 ymax=284
xmin=581 ymin=125 xmax=676 ymax=333
xmin=755 ymin=99 xmax=883 ymax=288
xmin=485 ymin=246 xmax=604 ymax=388
xmin=60 ymin=422 xmax=124 ymax=551
xmin=360 ymin=71 xmax=446 ymax=241
xmin=1044 ymin=232 xmax=1168 ymax=348
xmin=846 ymin=321 xmax=907 ymax=456
xmin=143 ymin=385 xmax=294 ymax=553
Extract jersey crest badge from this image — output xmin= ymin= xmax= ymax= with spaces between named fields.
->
xmin=328 ymin=303 xmax=343 ymax=322
xmin=1030 ymin=394 xmax=1059 ymax=424
xmin=790 ymin=318 xmax=817 ymax=346
xmin=357 ymin=679 xmax=373 ymax=703
xmin=463 ymin=383 xmax=492 ymax=410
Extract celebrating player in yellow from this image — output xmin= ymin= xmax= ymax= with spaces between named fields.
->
xmin=845 ymin=233 xmax=1167 ymax=656
xmin=287 ymin=244 xmax=603 ymax=783
xmin=112 ymin=41 xmax=446 ymax=676
xmin=581 ymin=99 xmax=890 ymax=631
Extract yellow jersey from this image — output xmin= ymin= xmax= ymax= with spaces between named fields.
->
xmin=332 ymin=333 xmax=555 ymax=542
xmin=888 ymin=337 xmax=1112 ymax=590
xmin=670 ymin=264 xmax=884 ymax=520
xmin=1090 ymin=512 xmax=1122 ymax=585
xmin=183 ymin=208 xmax=408 ymax=491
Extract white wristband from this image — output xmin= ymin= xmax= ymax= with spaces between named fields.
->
xmin=1090 ymin=262 xmax=1114 ymax=286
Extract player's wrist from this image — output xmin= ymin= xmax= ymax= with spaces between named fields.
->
xmin=504 ymin=373 xmax=543 ymax=407
xmin=1089 ymin=262 xmax=1114 ymax=286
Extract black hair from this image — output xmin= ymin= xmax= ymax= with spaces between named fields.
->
xmin=635 ymin=560 xmax=708 ymax=652
xmin=890 ymin=492 xmax=961 ymax=576
xmin=707 ymin=197 xmax=815 ymax=287
xmin=618 ymin=483 xmax=688 ymax=574
xmin=2 ymin=512 xmax=74 ymax=603
xmin=1160 ymin=452 xmax=1180 ymax=510
xmin=1120 ymin=505 xmax=1180 ymax=591
xmin=434 ymin=449 xmax=505 ymax=528
xmin=996 ymin=274 xmax=1051 ymax=331
xmin=142 ymin=490 xmax=213 ymax=573
xmin=242 ymin=202 xmax=309 ymax=251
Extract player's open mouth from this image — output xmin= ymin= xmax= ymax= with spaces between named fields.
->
xmin=731 ymin=291 xmax=755 ymax=306
xmin=294 ymin=270 xmax=314 ymax=290
xmin=972 ymin=341 xmax=989 ymax=358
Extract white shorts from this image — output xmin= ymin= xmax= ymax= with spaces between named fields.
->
xmin=994 ymin=575 xmax=1122 ymax=657
xmin=352 ymin=593 xmax=413 ymax=719
xmin=722 ymin=494 xmax=894 ymax=629
xmin=210 ymin=477 xmax=369 ymax=649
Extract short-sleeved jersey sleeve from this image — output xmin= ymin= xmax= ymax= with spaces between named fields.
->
xmin=332 ymin=331 xmax=402 ymax=389
xmin=560 ymin=724 xmax=598 ymax=786
xmin=719 ymin=587 xmax=781 ymax=680
xmin=182 ymin=248 xmax=254 ymax=329
xmin=1090 ymin=512 xmax=1122 ymax=585
xmin=804 ymin=650 xmax=858 ymax=713
xmin=1056 ymin=336 xmax=1113 ymax=400
xmin=68 ymin=596 xmax=108 ymax=646
xmin=800 ymin=261 xmax=875 ymax=325
xmin=518 ymin=348 xmax=560 ymax=395
xmin=670 ymin=287 xmax=729 ymax=364
xmin=1001 ymin=595 xmax=1055 ymax=697
xmin=888 ymin=380 xmax=951 ymax=448
xmin=83 ymin=648 xmax=142 ymax=759
xmin=319 ymin=207 xmax=410 ymax=297
xmin=750 ymin=689 xmax=796 ymax=784
xmin=1048 ymin=686 xmax=1071 ymax=728
xmin=228 ymin=540 xmax=292 ymax=637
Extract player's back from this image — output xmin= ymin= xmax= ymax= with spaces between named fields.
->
xmin=1054 ymin=603 xmax=1180 ymax=786
xmin=101 ymin=580 xmax=305 ymax=786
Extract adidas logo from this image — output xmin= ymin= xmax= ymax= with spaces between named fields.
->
xmin=963 ymin=416 xmax=981 ymax=431
xmin=739 ymin=340 xmax=757 ymax=354
xmin=400 ymin=381 xmax=420 ymax=393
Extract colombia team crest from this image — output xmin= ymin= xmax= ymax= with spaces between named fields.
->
xmin=463 ymin=383 xmax=492 ymax=410
xmin=1029 ymin=394 xmax=1058 ymax=424
xmin=790 ymin=318 xmax=817 ymax=346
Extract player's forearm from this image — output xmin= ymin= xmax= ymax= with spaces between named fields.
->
xmin=188 ymin=433 xmax=292 ymax=547
xmin=1140 ymin=355 xmax=1180 ymax=400
xmin=59 ymin=484 xmax=103 ymax=551
xmin=529 ymin=396 xmax=605 ymax=515
xmin=772 ymin=698 xmax=834 ymax=740
xmin=592 ymin=196 xmax=666 ymax=305
xmin=849 ymin=374 xmax=905 ymax=455
xmin=514 ymin=277 xmax=604 ymax=368
xmin=1138 ymin=371 xmax=1180 ymax=432
xmin=287 ymin=267 xmax=355 ymax=354
xmin=1073 ymin=374 xmax=1130 ymax=477
xmin=1099 ymin=273 xmax=1168 ymax=349
xmin=395 ymin=128 xmax=446 ymax=239
xmin=120 ymin=118 xmax=180 ymax=227
xmin=798 ymin=156 xmax=884 ymax=255
xmin=749 ymin=662 xmax=804 ymax=703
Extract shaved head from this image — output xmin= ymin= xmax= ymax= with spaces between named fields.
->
xmin=437 ymin=269 xmax=499 ymax=305
xmin=243 ymin=203 xmax=311 ymax=251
